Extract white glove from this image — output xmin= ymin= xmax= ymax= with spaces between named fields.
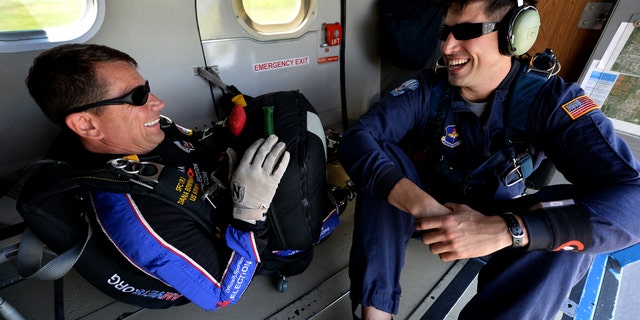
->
xmin=230 ymin=135 xmax=290 ymax=223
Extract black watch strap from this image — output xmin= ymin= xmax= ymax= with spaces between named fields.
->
xmin=501 ymin=212 xmax=524 ymax=248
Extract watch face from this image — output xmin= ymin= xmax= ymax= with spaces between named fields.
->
xmin=512 ymin=223 xmax=524 ymax=237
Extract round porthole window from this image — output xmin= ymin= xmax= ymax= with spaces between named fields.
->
xmin=232 ymin=0 xmax=317 ymax=40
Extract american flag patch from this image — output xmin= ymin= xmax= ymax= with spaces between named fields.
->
xmin=561 ymin=95 xmax=600 ymax=120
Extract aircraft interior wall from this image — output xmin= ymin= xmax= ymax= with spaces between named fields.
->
xmin=0 ymin=0 xmax=381 ymax=175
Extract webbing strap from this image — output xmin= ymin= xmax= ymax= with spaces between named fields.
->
xmin=17 ymin=219 xmax=91 ymax=280
xmin=505 ymin=62 xmax=550 ymax=139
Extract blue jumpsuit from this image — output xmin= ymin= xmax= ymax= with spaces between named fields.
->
xmin=338 ymin=59 xmax=640 ymax=319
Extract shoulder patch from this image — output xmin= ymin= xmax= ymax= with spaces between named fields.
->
xmin=561 ymin=95 xmax=600 ymax=120
xmin=390 ymin=79 xmax=419 ymax=96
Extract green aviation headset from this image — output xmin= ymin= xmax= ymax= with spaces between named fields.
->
xmin=498 ymin=0 xmax=541 ymax=56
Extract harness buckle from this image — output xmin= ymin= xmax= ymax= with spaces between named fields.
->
xmin=502 ymin=158 xmax=524 ymax=187
xmin=526 ymin=48 xmax=561 ymax=79
xmin=108 ymin=158 xmax=165 ymax=189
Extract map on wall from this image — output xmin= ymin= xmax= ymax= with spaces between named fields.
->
xmin=609 ymin=26 xmax=640 ymax=76
xmin=581 ymin=22 xmax=640 ymax=136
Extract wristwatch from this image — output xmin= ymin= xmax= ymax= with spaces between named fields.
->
xmin=501 ymin=212 xmax=524 ymax=248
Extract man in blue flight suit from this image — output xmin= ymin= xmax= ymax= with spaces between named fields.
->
xmin=338 ymin=0 xmax=640 ymax=319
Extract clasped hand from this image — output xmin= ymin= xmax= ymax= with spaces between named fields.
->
xmin=414 ymin=203 xmax=513 ymax=261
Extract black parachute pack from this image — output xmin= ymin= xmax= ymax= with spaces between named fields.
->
xmin=209 ymin=89 xmax=341 ymax=290
xmin=195 ymin=67 xmax=347 ymax=289
xmin=1 ymin=159 xmax=194 ymax=309
xmin=235 ymin=91 xmax=328 ymax=250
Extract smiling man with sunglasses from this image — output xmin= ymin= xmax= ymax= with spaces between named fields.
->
xmin=25 ymin=43 xmax=290 ymax=310
xmin=339 ymin=0 xmax=640 ymax=319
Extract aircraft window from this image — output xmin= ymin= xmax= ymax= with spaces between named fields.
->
xmin=0 ymin=0 xmax=104 ymax=53
xmin=233 ymin=0 xmax=316 ymax=40
xmin=242 ymin=0 xmax=301 ymax=25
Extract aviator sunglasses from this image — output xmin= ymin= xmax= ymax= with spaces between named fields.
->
xmin=438 ymin=22 xmax=499 ymax=41
xmin=64 ymin=80 xmax=151 ymax=116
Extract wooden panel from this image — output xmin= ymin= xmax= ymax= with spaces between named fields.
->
xmin=530 ymin=0 xmax=616 ymax=81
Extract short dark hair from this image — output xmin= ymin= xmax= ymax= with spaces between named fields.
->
xmin=26 ymin=44 xmax=138 ymax=127
xmin=437 ymin=0 xmax=538 ymax=21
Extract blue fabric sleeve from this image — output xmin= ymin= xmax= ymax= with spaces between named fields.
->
xmin=527 ymin=78 xmax=640 ymax=254
xmin=338 ymin=73 xmax=433 ymax=199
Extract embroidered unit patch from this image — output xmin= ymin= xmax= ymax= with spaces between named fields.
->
xmin=561 ymin=95 xmax=600 ymax=120
xmin=390 ymin=79 xmax=419 ymax=96
xmin=441 ymin=125 xmax=461 ymax=148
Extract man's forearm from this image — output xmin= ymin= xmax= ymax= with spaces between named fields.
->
xmin=387 ymin=178 xmax=451 ymax=219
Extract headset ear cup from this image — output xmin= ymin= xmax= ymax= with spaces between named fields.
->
xmin=499 ymin=5 xmax=540 ymax=56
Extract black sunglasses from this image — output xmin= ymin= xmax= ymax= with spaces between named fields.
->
xmin=438 ymin=22 xmax=499 ymax=41
xmin=64 ymin=80 xmax=150 ymax=116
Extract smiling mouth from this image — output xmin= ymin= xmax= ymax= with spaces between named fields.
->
xmin=144 ymin=118 xmax=160 ymax=127
xmin=448 ymin=58 xmax=470 ymax=70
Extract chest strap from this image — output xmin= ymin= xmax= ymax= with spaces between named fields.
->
xmin=72 ymin=158 xmax=226 ymax=234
